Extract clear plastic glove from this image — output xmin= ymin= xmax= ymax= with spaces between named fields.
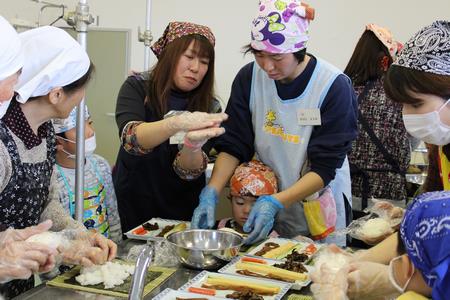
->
xmin=165 ymin=111 xmax=228 ymax=132
xmin=243 ymin=195 xmax=283 ymax=245
xmin=0 ymin=220 xmax=53 ymax=244
xmin=310 ymin=247 xmax=352 ymax=300
xmin=59 ymin=231 xmax=117 ymax=267
xmin=310 ymin=263 xmax=349 ymax=300
xmin=191 ymin=186 xmax=218 ymax=229
xmin=0 ymin=240 xmax=57 ymax=283
xmin=183 ymin=127 xmax=226 ymax=152
xmin=347 ymin=261 xmax=399 ymax=300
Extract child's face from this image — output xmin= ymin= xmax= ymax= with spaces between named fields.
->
xmin=231 ymin=195 xmax=257 ymax=227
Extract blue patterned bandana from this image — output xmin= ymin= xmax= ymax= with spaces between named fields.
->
xmin=52 ymin=104 xmax=90 ymax=134
xmin=400 ymin=191 xmax=450 ymax=300
xmin=393 ymin=20 xmax=450 ymax=75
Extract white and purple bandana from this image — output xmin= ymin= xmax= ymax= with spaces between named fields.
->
xmin=393 ymin=20 xmax=450 ymax=75
xmin=250 ymin=0 xmax=315 ymax=54
xmin=400 ymin=191 xmax=450 ymax=300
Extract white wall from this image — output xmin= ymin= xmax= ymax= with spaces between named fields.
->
xmin=2 ymin=0 xmax=450 ymax=105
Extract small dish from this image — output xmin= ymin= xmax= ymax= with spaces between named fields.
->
xmin=246 ymin=238 xmax=318 ymax=261
xmin=125 ymin=218 xmax=190 ymax=241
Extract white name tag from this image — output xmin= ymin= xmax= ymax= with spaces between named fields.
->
xmin=169 ymin=131 xmax=186 ymax=144
xmin=297 ymin=108 xmax=321 ymax=126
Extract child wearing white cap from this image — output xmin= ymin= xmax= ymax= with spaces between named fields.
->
xmin=49 ymin=106 xmax=122 ymax=244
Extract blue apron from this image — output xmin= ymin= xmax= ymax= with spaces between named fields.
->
xmin=249 ymin=59 xmax=351 ymax=245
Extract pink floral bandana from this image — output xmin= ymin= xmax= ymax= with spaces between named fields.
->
xmin=366 ymin=23 xmax=400 ymax=59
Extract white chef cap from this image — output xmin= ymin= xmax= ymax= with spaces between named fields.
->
xmin=0 ymin=16 xmax=24 ymax=81
xmin=15 ymin=26 xmax=90 ymax=103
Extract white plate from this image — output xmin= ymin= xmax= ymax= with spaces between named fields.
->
xmin=179 ymin=271 xmax=291 ymax=300
xmin=246 ymin=238 xmax=319 ymax=261
xmin=218 ymin=256 xmax=312 ymax=290
xmin=152 ymin=288 xmax=223 ymax=300
xmin=125 ymin=218 xmax=190 ymax=241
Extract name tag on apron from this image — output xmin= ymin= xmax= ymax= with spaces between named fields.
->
xmin=297 ymin=109 xmax=321 ymax=126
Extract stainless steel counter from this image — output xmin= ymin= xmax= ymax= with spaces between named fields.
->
xmin=14 ymin=239 xmax=311 ymax=299
xmin=14 ymin=267 xmax=200 ymax=300
xmin=14 ymin=239 xmax=201 ymax=300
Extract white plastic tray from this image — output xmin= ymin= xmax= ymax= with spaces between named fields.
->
xmin=153 ymin=288 xmax=223 ymax=300
xmin=125 ymin=217 xmax=190 ymax=241
xmin=246 ymin=238 xmax=319 ymax=261
xmin=219 ymin=255 xmax=312 ymax=290
xmin=179 ymin=271 xmax=291 ymax=300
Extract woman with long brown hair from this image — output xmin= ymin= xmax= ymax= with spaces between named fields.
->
xmin=113 ymin=22 xmax=227 ymax=232
xmin=345 ymin=24 xmax=410 ymax=210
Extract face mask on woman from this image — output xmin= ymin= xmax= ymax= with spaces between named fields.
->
xmin=403 ymin=99 xmax=450 ymax=145
xmin=388 ymin=255 xmax=415 ymax=293
xmin=59 ymin=133 xmax=97 ymax=159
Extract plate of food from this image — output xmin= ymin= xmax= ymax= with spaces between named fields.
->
xmin=152 ymin=288 xmax=223 ymax=300
xmin=348 ymin=216 xmax=395 ymax=245
xmin=125 ymin=218 xmax=190 ymax=241
xmin=347 ymin=200 xmax=405 ymax=245
xmin=219 ymin=255 xmax=312 ymax=290
xmin=47 ymin=260 xmax=175 ymax=298
xmin=246 ymin=238 xmax=319 ymax=261
xmin=179 ymin=271 xmax=291 ymax=300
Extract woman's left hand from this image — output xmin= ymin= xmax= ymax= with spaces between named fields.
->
xmin=183 ymin=127 xmax=226 ymax=151
xmin=59 ymin=232 xmax=117 ymax=266
xmin=89 ymin=232 xmax=117 ymax=261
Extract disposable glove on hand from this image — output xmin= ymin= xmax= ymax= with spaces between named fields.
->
xmin=310 ymin=247 xmax=352 ymax=300
xmin=243 ymin=195 xmax=283 ymax=245
xmin=0 ymin=240 xmax=56 ymax=283
xmin=0 ymin=220 xmax=53 ymax=245
xmin=310 ymin=262 xmax=349 ymax=300
xmin=347 ymin=261 xmax=400 ymax=300
xmin=166 ymin=111 xmax=228 ymax=132
xmin=183 ymin=127 xmax=226 ymax=152
xmin=59 ymin=231 xmax=117 ymax=267
xmin=191 ymin=186 xmax=218 ymax=229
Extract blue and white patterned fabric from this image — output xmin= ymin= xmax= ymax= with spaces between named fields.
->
xmin=52 ymin=104 xmax=90 ymax=134
xmin=400 ymin=190 xmax=450 ymax=300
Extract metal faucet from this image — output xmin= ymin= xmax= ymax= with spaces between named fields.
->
xmin=128 ymin=243 xmax=154 ymax=300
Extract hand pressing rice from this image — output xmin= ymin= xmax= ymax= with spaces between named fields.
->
xmin=25 ymin=232 xmax=69 ymax=250
xmin=75 ymin=261 xmax=135 ymax=289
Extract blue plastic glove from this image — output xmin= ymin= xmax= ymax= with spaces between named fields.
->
xmin=243 ymin=195 xmax=283 ymax=245
xmin=191 ymin=186 xmax=218 ymax=229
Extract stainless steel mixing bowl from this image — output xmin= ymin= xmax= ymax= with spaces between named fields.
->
xmin=166 ymin=229 xmax=244 ymax=269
